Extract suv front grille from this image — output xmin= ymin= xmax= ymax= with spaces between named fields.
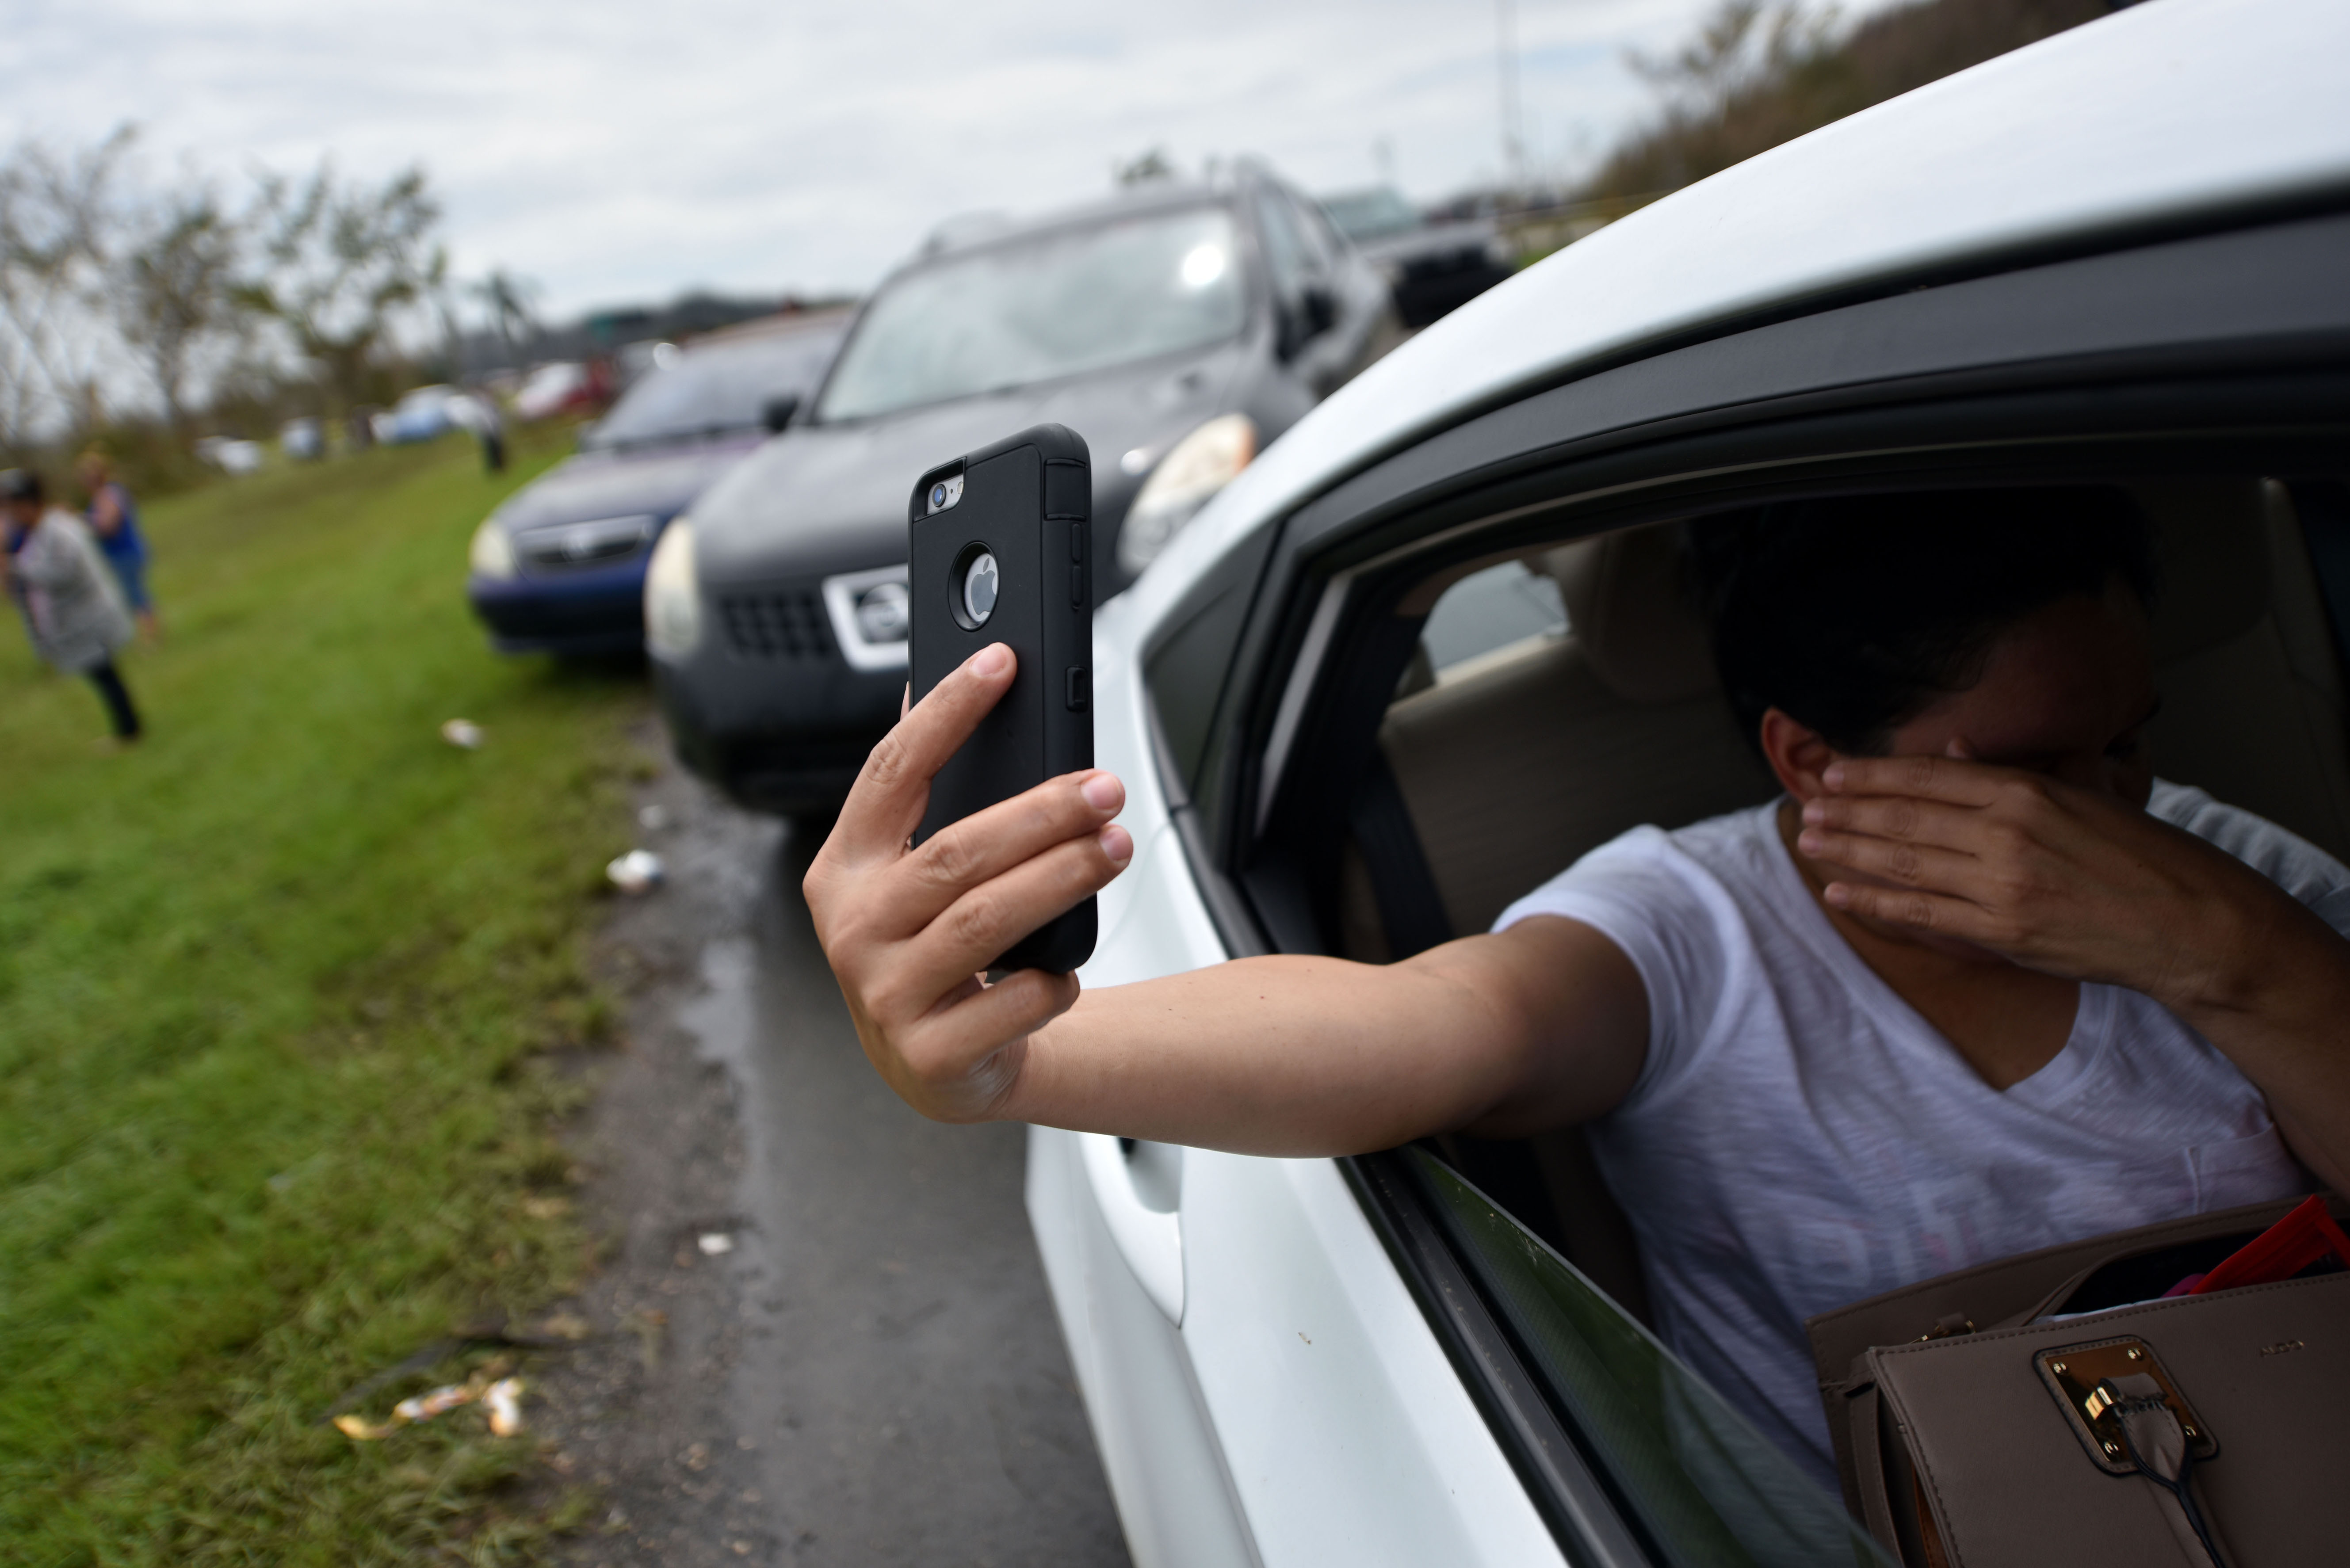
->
xmin=720 ymin=591 xmax=833 ymax=660
xmin=515 ymin=514 xmax=657 ymax=573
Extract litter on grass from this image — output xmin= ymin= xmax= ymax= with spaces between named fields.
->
xmin=333 ymin=1368 xmax=525 ymax=1441
xmin=698 ymin=1232 xmax=734 ymax=1256
xmin=440 ymin=718 xmax=485 ymax=749
xmin=485 ymin=1376 xmax=526 ymax=1437
xmin=606 ymin=848 xmax=665 ymax=894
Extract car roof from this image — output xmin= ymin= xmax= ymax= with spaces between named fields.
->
xmin=1146 ymin=0 xmax=2350 ymax=602
xmin=910 ymin=169 xmax=1277 ymax=265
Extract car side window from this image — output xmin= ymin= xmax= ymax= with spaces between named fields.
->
xmin=1255 ymin=191 xmax=1312 ymax=306
xmin=1282 ymin=189 xmax=1336 ymax=275
xmin=1411 ymin=1150 xmax=1892 ymax=1568
xmin=1419 ymin=559 xmax=1567 ymax=682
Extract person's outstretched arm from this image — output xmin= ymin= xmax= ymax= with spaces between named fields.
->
xmin=805 ymin=644 xmax=1649 ymax=1156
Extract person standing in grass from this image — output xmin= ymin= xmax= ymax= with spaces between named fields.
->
xmin=77 ymin=449 xmax=159 ymax=641
xmin=0 ymin=468 xmax=141 ymax=742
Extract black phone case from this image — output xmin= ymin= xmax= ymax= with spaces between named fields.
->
xmin=908 ymin=424 xmax=1095 ymax=973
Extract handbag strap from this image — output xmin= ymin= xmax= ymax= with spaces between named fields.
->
xmin=2104 ymin=1373 xmax=2224 ymax=1568
xmin=1845 ymin=1374 xmax=1904 ymax=1557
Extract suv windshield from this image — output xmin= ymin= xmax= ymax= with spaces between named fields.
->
xmin=1321 ymin=187 xmax=1421 ymax=243
xmin=588 ymin=328 xmax=842 ymax=449
xmin=815 ymin=205 xmax=1245 ymax=423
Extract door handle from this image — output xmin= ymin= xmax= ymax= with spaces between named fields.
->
xmin=1079 ymin=1133 xmax=1184 ymax=1324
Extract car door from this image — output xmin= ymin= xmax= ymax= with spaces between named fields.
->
xmin=1028 ymin=589 xmax=1570 ymax=1568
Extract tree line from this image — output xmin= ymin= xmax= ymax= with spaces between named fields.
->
xmin=0 ymin=129 xmax=543 ymax=481
xmin=1583 ymin=0 xmax=2113 ymax=204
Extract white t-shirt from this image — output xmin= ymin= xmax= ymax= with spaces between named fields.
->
xmin=1494 ymin=781 xmax=2350 ymax=1492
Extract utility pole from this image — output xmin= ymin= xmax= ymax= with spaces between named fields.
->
xmin=1496 ymin=0 xmax=1526 ymax=202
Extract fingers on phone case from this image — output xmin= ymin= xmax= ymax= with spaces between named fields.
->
xmin=908 ymin=423 xmax=1096 ymax=974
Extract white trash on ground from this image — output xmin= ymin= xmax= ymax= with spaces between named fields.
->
xmin=440 ymin=718 xmax=485 ymax=749
xmin=485 ymin=1376 xmax=526 ymax=1437
xmin=333 ymin=1367 xmax=525 ymax=1441
xmin=606 ymin=848 xmax=665 ymax=894
xmin=697 ymin=1232 xmax=734 ymax=1256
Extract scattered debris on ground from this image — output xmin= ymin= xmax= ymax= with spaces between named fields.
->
xmin=334 ymin=1362 xmax=526 ymax=1442
xmin=606 ymin=848 xmax=665 ymax=894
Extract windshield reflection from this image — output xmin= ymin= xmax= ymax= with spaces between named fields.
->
xmin=816 ymin=206 xmax=1245 ymax=423
xmin=588 ymin=331 xmax=842 ymax=449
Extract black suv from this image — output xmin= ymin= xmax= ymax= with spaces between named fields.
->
xmin=646 ymin=163 xmax=1395 ymax=816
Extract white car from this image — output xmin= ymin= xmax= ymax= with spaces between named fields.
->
xmin=1027 ymin=1 xmax=2350 ymax=1563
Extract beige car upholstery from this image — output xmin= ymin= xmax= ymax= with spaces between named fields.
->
xmin=2139 ymin=479 xmax=2350 ymax=862
xmin=1379 ymin=524 xmax=1777 ymax=942
xmin=1359 ymin=481 xmax=2350 ymax=1323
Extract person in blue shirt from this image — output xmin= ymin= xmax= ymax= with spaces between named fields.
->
xmin=77 ymin=449 xmax=158 ymax=641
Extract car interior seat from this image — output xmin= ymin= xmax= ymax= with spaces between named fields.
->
xmin=1341 ymin=478 xmax=2350 ymax=1325
xmin=2135 ymin=478 xmax=2350 ymax=862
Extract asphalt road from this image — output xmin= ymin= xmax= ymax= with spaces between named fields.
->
xmin=540 ymin=741 xmax=1129 ymax=1568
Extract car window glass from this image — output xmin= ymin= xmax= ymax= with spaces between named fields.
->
xmin=591 ymin=330 xmax=843 ymax=447
xmin=1254 ymin=192 xmax=1311 ymax=302
xmin=1284 ymin=191 xmax=1335 ymax=271
xmin=816 ymin=206 xmax=1245 ymax=423
xmin=1322 ymin=188 xmax=1421 ymax=243
xmin=1420 ymin=559 xmax=1567 ymax=679
xmin=1411 ymin=1150 xmax=1892 ymax=1568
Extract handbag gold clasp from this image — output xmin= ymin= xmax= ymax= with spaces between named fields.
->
xmin=2037 ymin=1338 xmax=2216 ymax=1474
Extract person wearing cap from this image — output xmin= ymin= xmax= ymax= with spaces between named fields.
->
xmin=0 ymin=468 xmax=141 ymax=741
xmin=77 ymin=449 xmax=159 ymax=641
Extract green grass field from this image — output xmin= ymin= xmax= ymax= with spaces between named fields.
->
xmin=1 ymin=431 xmax=646 ymax=1562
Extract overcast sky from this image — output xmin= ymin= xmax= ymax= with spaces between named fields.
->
xmin=1 ymin=0 xmax=1858 ymax=320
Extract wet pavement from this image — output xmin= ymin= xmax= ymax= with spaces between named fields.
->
xmin=537 ymin=733 xmax=1129 ymax=1567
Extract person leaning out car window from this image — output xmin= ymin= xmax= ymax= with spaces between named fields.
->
xmin=802 ymin=489 xmax=2350 ymax=1491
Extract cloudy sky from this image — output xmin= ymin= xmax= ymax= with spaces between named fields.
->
xmin=1 ymin=0 xmax=1867 ymax=320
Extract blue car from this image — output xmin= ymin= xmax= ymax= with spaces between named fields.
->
xmin=466 ymin=310 xmax=851 ymax=656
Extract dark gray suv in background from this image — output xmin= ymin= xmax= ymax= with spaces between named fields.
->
xmin=646 ymin=162 xmax=1395 ymax=815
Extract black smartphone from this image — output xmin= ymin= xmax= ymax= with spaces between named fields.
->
xmin=907 ymin=423 xmax=1096 ymax=974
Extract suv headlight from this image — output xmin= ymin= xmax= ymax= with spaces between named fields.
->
xmin=644 ymin=518 xmax=702 ymax=662
xmin=469 ymin=517 xmax=516 ymax=580
xmin=1116 ymin=413 xmax=1257 ymax=577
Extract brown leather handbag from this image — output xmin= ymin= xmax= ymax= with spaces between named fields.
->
xmin=1805 ymin=1194 xmax=2349 ymax=1567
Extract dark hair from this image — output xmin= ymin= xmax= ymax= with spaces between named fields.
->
xmin=1689 ymin=488 xmax=2158 ymax=755
xmin=0 ymin=467 xmax=43 ymax=504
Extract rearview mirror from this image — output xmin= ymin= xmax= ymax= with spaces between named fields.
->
xmin=761 ymin=394 xmax=800 ymax=434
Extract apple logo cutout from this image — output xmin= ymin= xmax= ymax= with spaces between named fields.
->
xmin=964 ymin=551 xmax=998 ymax=627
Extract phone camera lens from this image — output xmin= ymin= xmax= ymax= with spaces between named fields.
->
xmin=961 ymin=551 xmax=998 ymax=626
xmin=929 ymin=482 xmax=948 ymax=510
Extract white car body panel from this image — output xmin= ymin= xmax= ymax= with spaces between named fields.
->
xmin=1030 ymin=590 xmax=1565 ymax=1565
xmin=1029 ymin=0 xmax=2350 ymax=1559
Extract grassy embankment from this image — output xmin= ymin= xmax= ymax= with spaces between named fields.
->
xmin=2 ymin=430 xmax=646 ymax=1561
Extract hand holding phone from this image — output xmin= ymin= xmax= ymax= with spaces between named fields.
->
xmin=907 ymin=424 xmax=1096 ymax=973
